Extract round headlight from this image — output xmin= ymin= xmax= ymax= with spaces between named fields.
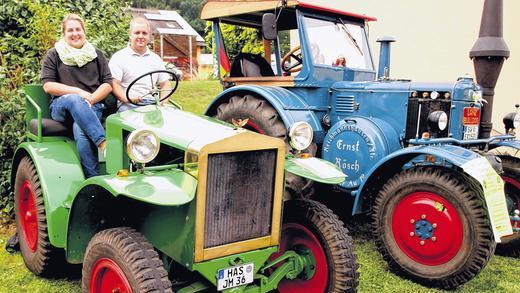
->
xmin=126 ymin=129 xmax=160 ymax=163
xmin=503 ymin=112 xmax=520 ymax=131
xmin=427 ymin=111 xmax=448 ymax=131
xmin=289 ymin=122 xmax=314 ymax=151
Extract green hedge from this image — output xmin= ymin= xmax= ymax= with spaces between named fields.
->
xmin=0 ymin=0 xmax=131 ymax=219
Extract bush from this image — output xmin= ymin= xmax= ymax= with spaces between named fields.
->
xmin=0 ymin=0 xmax=131 ymax=219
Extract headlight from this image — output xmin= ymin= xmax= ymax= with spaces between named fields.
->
xmin=427 ymin=111 xmax=448 ymax=131
xmin=289 ymin=122 xmax=313 ymax=151
xmin=126 ymin=129 xmax=160 ymax=163
xmin=503 ymin=112 xmax=520 ymax=131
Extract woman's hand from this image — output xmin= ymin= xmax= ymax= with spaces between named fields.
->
xmin=78 ymin=90 xmax=94 ymax=107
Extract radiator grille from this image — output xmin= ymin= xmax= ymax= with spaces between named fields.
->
xmin=204 ymin=149 xmax=276 ymax=248
xmin=336 ymin=95 xmax=356 ymax=113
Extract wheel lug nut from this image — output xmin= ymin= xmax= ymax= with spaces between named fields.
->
xmin=420 ymin=240 xmax=425 ymax=245
xmin=432 ymin=237 xmax=436 ymax=242
xmin=421 ymin=214 xmax=426 ymax=219
xmin=410 ymin=232 xmax=415 ymax=237
xmin=410 ymin=219 xmax=415 ymax=224
xmin=432 ymin=223 xmax=437 ymax=228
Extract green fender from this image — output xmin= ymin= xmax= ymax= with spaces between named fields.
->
xmin=65 ymin=169 xmax=198 ymax=264
xmin=75 ymin=169 xmax=198 ymax=206
xmin=12 ymin=140 xmax=84 ymax=248
xmin=284 ymin=156 xmax=346 ymax=185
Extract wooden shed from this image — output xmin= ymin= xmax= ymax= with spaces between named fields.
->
xmin=131 ymin=8 xmax=205 ymax=79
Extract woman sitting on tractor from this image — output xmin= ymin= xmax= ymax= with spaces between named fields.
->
xmin=41 ymin=13 xmax=112 ymax=178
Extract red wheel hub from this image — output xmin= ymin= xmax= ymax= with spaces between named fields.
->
xmin=19 ymin=180 xmax=38 ymax=252
xmin=275 ymin=223 xmax=328 ymax=293
xmin=90 ymin=258 xmax=132 ymax=293
xmin=392 ymin=192 xmax=463 ymax=266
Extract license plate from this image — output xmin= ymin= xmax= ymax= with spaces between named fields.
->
xmin=217 ymin=263 xmax=254 ymax=291
xmin=463 ymin=125 xmax=479 ymax=140
xmin=463 ymin=107 xmax=480 ymax=125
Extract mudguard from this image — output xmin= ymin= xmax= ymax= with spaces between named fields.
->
xmin=11 ymin=140 xmax=84 ymax=248
xmin=355 ymin=144 xmax=513 ymax=240
xmin=73 ymin=169 xmax=198 ymax=206
xmin=354 ymin=144 xmax=499 ymax=214
xmin=65 ymin=169 xmax=198 ymax=263
xmin=284 ymin=156 xmax=346 ymax=185
xmin=204 ymin=85 xmax=323 ymax=133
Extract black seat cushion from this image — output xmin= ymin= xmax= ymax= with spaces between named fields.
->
xmin=29 ymin=118 xmax=71 ymax=137
xmin=230 ymin=53 xmax=275 ymax=77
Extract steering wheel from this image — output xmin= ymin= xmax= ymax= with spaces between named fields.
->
xmin=281 ymin=45 xmax=303 ymax=73
xmin=126 ymin=70 xmax=179 ymax=106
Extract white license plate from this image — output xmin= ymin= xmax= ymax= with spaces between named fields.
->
xmin=217 ymin=263 xmax=254 ymax=291
xmin=463 ymin=125 xmax=479 ymax=140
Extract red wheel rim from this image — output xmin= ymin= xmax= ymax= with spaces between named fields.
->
xmin=19 ymin=180 xmax=38 ymax=252
xmin=392 ymin=192 xmax=463 ymax=266
xmin=90 ymin=258 xmax=132 ymax=293
xmin=276 ymin=223 xmax=328 ymax=292
xmin=245 ymin=120 xmax=265 ymax=134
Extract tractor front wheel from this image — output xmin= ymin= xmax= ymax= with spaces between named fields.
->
xmin=82 ymin=227 xmax=172 ymax=293
xmin=276 ymin=199 xmax=359 ymax=293
xmin=372 ymin=167 xmax=495 ymax=289
xmin=14 ymin=156 xmax=67 ymax=276
xmin=215 ymin=95 xmax=315 ymax=198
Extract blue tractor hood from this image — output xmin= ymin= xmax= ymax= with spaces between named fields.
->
xmin=331 ymin=77 xmax=479 ymax=102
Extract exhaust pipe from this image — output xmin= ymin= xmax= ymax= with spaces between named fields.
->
xmin=470 ymin=0 xmax=510 ymax=138
xmin=377 ymin=37 xmax=395 ymax=80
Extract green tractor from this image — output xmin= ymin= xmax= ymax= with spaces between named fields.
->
xmin=12 ymin=71 xmax=359 ymax=292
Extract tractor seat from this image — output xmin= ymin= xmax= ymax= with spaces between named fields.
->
xmin=29 ymin=118 xmax=71 ymax=137
xmin=230 ymin=53 xmax=275 ymax=77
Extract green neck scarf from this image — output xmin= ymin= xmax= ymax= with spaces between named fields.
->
xmin=54 ymin=39 xmax=97 ymax=67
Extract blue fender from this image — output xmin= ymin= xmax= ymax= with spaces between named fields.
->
xmin=353 ymin=144 xmax=484 ymax=215
xmin=204 ymin=85 xmax=323 ymax=133
xmin=11 ymin=140 xmax=84 ymax=248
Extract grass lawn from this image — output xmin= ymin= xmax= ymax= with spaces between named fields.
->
xmin=1 ymin=80 xmax=518 ymax=292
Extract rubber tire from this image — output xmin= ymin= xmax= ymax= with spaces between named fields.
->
xmin=82 ymin=227 xmax=172 ymax=293
xmin=14 ymin=156 xmax=67 ymax=276
xmin=372 ymin=167 xmax=495 ymax=289
xmin=496 ymin=156 xmax=520 ymax=257
xmin=216 ymin=95 xmax=315 ymax=198
xmin=282 ymin=199 xmax=359 ymax=292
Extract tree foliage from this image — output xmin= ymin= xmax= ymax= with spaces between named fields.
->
xmin=0 ymin=0 xmax=131 ymax=218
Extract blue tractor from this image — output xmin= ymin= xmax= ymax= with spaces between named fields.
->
xmin=201 ymin=0 xmax=519 ymax=289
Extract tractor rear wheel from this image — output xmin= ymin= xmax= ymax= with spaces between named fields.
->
xmin=275 ymin=199 xmax=359 ymax=293
xmin=372 ymin=167 xmax=495 ymax=289
xmin=14 ymin=156 xmax=67 ymax=276
xmin=496 ymin=156 xmax=520 ymax=257
xmin=215 ymin=95 xmax=315 ymax=198
xmin=82 ymin=227 xmax=172 ymax=293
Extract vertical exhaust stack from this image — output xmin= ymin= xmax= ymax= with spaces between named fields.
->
xmin=377 ymin=37 xmax=396 ymax=80
xmin=470 ymin=0 xmax=510 ymax=138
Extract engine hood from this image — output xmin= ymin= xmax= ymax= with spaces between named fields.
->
xmin=106 ymin=105 xmax=245 ymax=152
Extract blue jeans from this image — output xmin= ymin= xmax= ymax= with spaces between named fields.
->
xmin=49 ymin=94 xmax=105 ymax=178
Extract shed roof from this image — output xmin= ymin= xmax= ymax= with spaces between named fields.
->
xmin=131 ymin=8 xmax=205 ymax=44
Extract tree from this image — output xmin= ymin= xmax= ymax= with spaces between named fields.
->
xmin=0 ymin=0 xmax=131 ymax=217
